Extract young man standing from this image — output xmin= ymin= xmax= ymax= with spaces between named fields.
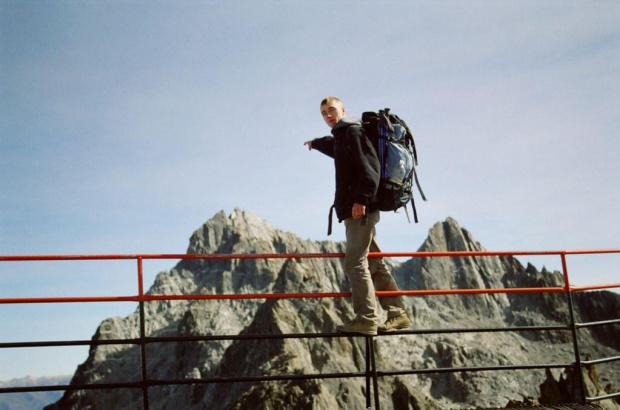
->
xmin=304 ymin=96 xmax=412 ymax=336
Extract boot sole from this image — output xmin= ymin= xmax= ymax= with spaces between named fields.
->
xmin=338 ymin=330 xmax=378 ymax=336
xmin=336 ymin=327 xmax=378 ymax=336
xmin=378 ymin=324 xmax=412 ymax=333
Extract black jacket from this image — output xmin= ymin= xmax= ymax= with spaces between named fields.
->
xmin=312 ymin=115 xmax=380 ymax=223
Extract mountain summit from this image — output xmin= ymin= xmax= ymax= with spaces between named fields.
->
xmin=46 ymin=209 xmax=620 ymax=409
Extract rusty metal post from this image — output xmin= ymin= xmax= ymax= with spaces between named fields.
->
xmin=561 ymin=253 xmax=587 ymax=404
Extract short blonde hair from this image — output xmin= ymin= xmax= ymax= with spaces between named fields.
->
xmin=320 ymin=96 xmax=343 ymax=108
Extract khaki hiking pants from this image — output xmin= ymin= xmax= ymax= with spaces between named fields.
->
xmin=343 ymin=210 xmax=406 ymax=325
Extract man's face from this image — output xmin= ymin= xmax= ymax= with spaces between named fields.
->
xmin=321 ymin=100 xmax=345 ymax=128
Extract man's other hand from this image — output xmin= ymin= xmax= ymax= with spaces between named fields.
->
xmin=352 ymin=203 xmax=366 ymax=219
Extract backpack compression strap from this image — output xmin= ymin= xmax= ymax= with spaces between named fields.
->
xmin=327 ymin=204 xmax=335 ymax=236
xmin=410 ymin=196 xmax=418 ymax=223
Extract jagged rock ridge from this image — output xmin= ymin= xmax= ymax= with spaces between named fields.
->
xmin=46 ymin=209 xmax=620 ymax=409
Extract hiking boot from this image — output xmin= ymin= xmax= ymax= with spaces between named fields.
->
xmin=378 ymin=312 xmax=412 ymax=333
xmin=336 ymin=318 xmax=378 ymax=336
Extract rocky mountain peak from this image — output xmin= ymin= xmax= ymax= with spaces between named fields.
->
xmin=395 ymin=218 xmax=511 ymax=322
xmin=419 ymin=217 xmax=485 ymax=253
xmin=187 ymin=208 xmax=279 ymax=255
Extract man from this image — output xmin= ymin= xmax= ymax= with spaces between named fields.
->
xmin=304 ymin=96 xmax=412 ymax=336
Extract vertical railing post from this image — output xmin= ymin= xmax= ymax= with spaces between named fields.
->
xmin=561 ymin=253 xmax=587 ymax=404
xmin=365 ymin=337 xmax=371 ymax=409
xmin=137 ymin=257 xmax=150 ymax=410
xmin=369 ymin=336 xmax=380 ymax=410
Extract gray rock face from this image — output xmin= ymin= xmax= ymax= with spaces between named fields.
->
xmin=46 ymin=209 xmax=620 ymax=409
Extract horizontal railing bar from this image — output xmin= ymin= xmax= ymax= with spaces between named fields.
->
xmin=587 ymin=391 xmax=620 ymax=403
xmin=1 ymin=325 xmax=570 ymax=349
xmin=154 ymin=327 xmax=563 ymax=343
xmin=576 ymin=318 xmax=620 ymax=329
xmin=142 ymin=287 xmax=567 ymax=301
xmin=2 ymin=248 xmax=619 ymax=262
xmin=0 ymin=254 xmax=143 ymax=261
xmin=571 ymin=283 xmax=620 ymax=292
xmin=3 ymin=360 xmax=581 ymax=395
xmin=380 ymin=363 xmax=572 ymax=377
xmin=146 ymin=332 xmax=347 ymax=343
xmin=0 ymin=338 xmax=141 ymax=349
xmin=144 ymin=291 xmax=351 ymax=301
xmin=581 ymin=355 xmax=620 ymax=366
xmin=0 ymin=326 xmax=566 ymax=351
xmin=0 ymin=296 xmax=140 ymax=304
xmin=0 ymin=381 xmax=143 ymax=394
xmin=0 ymin=253 xmax=347 ymax=262
xmin=0 ymin=371 xmax=368 ymax=395
xmin=147 ymin=325 xmax=568 ymax=343
xmin=378 ymin=288 xmax=567 ymax=296
xmin=562 ymin=249 xmax=620 ymax=255
xmin=377 ymin=325 xmax=569 ymax=336
xmin=142 ymin=287 xmax=568 ymax=301
xmin=0 ymin=334 xmax=350 ymax=349
xmin=149 ymin=371 xmax=367 ymax=386
xmin=0 ymin=286 xmax=569 ymax=305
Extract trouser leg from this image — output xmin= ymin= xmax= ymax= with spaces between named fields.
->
xmin=343 ymin=212 xmax=379 ymax=325
xmin=368 ymin=238 xmax=406 ymax=318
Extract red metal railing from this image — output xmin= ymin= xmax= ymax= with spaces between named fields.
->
xmin=1 ymin=249 xmax=619 ymax=409
xmin=2 ymin=249 xmax=619 ymax=304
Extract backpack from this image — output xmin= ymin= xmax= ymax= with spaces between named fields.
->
xmin=362 ymin=108 xmax=427 ymax=223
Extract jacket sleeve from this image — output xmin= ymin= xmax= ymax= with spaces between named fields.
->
xmin=311 ymin=136 xmax=335 ymax=158
xmin=346 ymin=126 xmax=380 ymax=206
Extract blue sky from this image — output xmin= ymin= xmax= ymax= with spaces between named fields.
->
xmin=1 ymin=1 xmax=619 ymax=380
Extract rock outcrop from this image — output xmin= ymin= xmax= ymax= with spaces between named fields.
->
xmin=46 ymin=209 xmax=620 ymax=409
xmin=539 ymin=359 xmax=620 ymax=409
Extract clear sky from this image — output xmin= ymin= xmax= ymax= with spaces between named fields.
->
xmin=1 ymin=1 xmax=618 ymax=380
